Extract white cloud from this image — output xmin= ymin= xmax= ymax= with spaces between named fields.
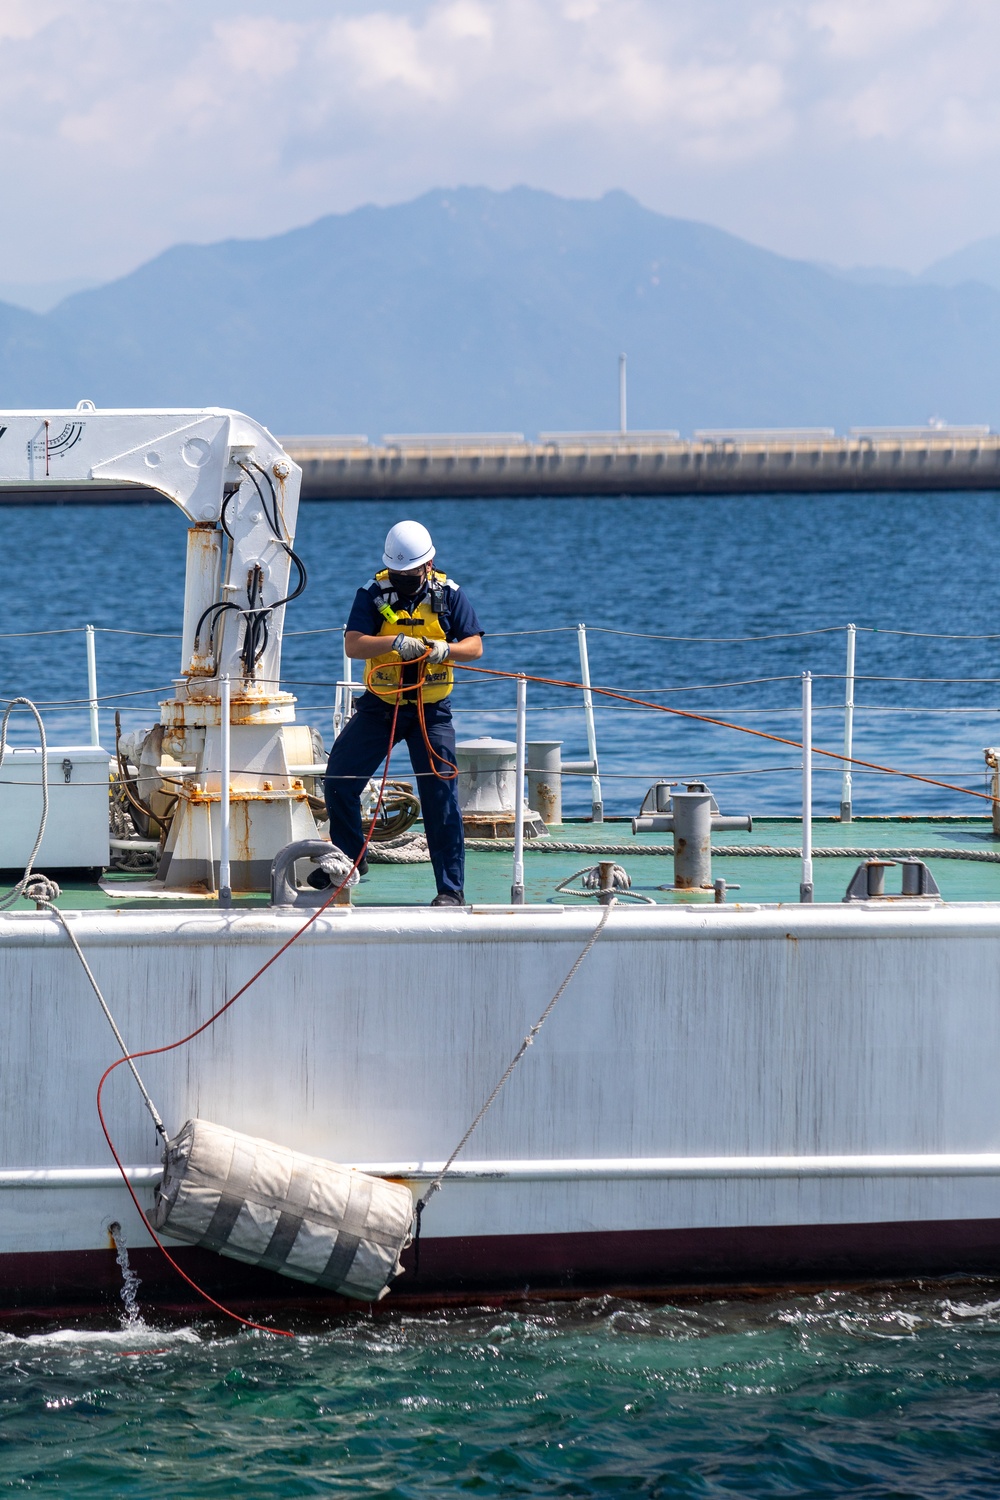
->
xmin=3 ymin=0 xmax=1000 ymax=280
xmin=214 ymin=18 xmax=306 ymax=79
xmin=0 ymin=0 xmax=69 ymax=44
xmin=333 ymin=13 xmax=444 ymax=98
xmin=807 ymin=0 xmax=951 ymax=60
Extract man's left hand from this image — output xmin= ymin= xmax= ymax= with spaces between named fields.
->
xmin=423 ymin=639 xmax=450 ymax=664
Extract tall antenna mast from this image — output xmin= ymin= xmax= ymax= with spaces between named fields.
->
xmin=618 ymin=353 xmax=627 ymax=434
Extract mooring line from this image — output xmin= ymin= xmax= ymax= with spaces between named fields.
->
xmin=34 ymin=891 xmax=166 ymax=1139
xmin=414 ymin=899 xmax=615 ymax=1252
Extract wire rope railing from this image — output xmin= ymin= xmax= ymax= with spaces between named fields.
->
xmin=5 ymin=615 xmax=1000 ymax=822
xmin=1 ymin=619 xmax=1000 ymax=644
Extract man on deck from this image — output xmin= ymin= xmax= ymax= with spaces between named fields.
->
xmin=321 ymin=520 xmax=484 ymax=906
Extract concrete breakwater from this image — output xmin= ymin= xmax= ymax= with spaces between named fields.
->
xmin=284 ymin=426 xmax=1000 ymax=500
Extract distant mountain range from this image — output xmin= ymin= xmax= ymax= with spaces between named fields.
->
xmin=3 ymin=187 xmax=1000 ymax=435
xmin=823 ymin=236 xmax=1000 ymax=292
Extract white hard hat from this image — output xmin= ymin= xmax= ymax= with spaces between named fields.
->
xmin=383 ymin=520 xmax=435 ymax=571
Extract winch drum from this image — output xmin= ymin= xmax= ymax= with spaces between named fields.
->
xmin=152 ymin=1118 xmax=415 ymax=1301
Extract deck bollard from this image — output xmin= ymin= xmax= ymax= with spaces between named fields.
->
xmin=634 ymin=785 xmax=750 ymax=889
xmin=527 ymin=741 xmax=563 ymax=826
xmin=598 ymin=860 xmax=618 ymax=905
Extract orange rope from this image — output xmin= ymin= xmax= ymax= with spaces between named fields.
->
xmin=452 ymin=663 xmax=995 ymax=805
xmin=364 ymin=645 xmax=459 ymax=782
xmin=415 ymin=661 xmax=458 ymax=781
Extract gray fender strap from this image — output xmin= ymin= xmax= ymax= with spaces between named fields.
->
xmin=258 ymin=1162 xmax=315 ymax=1273
xmin=319 ymin=1173 xmax=374 ymax=1289
xmin=200 ymin=1138 xmax=257 ymax=1251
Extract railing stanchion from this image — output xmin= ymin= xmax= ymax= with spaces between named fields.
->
xmin=841 ymin=623 xmax=856 ymax=822
xmin=333 ymin=624 xmax=351 ymax=740
xmin=577 ymin=623 xmax=603 ymax=822
xmin=511 ymin=674 xmax=527 ymax=905
xmin=86 ymin=624 xmax=100 ymax=746
xmin=219 ymin=674 xmax=232 ymax=908
xmin=800 ymin=671 xmax=814 ymax=904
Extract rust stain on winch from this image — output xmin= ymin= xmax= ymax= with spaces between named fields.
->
xmin=182 ymin=785 xmax=307 ymax=805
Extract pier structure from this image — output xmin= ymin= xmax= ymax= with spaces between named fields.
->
xmin=283 ymin=426 xmax=1000 ymax=500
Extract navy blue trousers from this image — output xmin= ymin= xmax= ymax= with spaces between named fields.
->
xmin=324 ymin=697 xmax=464 ymax=896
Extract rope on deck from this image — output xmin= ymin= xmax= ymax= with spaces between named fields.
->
xmin=367 ymin=836 xmax=1000 ymax=864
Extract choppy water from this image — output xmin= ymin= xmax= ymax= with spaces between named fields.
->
xmin=3 ymin=1290 xmax=1000 ymax=1497
xmin=2 ymin=490 xmax=1000 ymax=814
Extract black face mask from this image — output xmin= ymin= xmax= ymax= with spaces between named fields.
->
xmin=388 ymin=570 xmax=424 ymax=598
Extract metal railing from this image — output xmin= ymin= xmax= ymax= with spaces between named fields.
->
xmin=4 ymin=618 xmax=1000 ymax=822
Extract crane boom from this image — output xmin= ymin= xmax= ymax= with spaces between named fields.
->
xmin=0 ymin=405 xmax=319 ymax=891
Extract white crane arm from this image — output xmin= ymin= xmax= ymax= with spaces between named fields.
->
xmin=0 ymin=405 xmax=303 ymax=693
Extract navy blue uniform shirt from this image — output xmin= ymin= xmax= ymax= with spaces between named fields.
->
xmin=346 ymin=574 xmax=484 ymax=710
xmin=346 ymin=575 xmax=484 ymax=643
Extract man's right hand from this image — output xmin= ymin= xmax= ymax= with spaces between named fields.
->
xmin=392 ymin=633 xmax=427 ymax=661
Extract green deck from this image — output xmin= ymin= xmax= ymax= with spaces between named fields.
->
xmin=9 ymin=816 xmax=1000 ymax=913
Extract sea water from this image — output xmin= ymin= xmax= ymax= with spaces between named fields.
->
xmin=1 ymin=489 xmax=1000 ymax=815
xmin=2 ymin=490 xmax=1000 ymax=1493
xmin=2 ymin=1290 xmax=1000 ymax=1496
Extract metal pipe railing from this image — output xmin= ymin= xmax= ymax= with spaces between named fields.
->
xmin=332 ymin=624 xmax=353 ymax=740
xmin=86 ymin=624 xmax=100 ymax=746
xmin=511 ymin=675 xmax=527 ymax=904
xmin=800 ymin=671 xmax=813 ymax=903
xmin=841 ymin=623 xmax=856 ymax=821
xmin=575 ymin=623 xmax=603 ymax=822
xmin=219 ymin=674 xmax=232 ymax=907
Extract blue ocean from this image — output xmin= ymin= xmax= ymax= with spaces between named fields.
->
xmin=2 ymin=490 xmax=1000 ymax=1495
xmin=3 ymin=490 xmax=1000 ymax=817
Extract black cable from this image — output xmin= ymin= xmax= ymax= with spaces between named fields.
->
xmin=269 ymin=544 xmax=308 ymax=611
xmin=239 ymin=462 xmax=283 ymax=540
xmin=249 ymin=461 xmax=309 ymax=608
xmin=251 ymin=461 xmax=286 ymax=539
xmin=193 ymin=599 xmax=241 ymax=650
xmin=237 ymin=563 xmax=270 ymax=676
xmin=191 ymin=462 xmax=308 ymax=678
xmin=219 ymin=488 xmax=237 ymax=542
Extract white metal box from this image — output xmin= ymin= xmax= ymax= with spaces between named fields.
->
xmin=0 ymin=745 xmax=110 ymax=872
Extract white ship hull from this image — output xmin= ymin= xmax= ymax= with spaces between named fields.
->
xmin=3 ymin=900 xmax=1000 ymax=1310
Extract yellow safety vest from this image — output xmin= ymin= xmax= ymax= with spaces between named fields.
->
xmin=365 ymin=569 xmax=454 ymax=703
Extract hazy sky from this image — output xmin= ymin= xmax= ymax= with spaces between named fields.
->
xmin=4 ymin=0 xmax=1000 ymax=285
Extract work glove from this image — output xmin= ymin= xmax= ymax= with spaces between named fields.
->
xmin=392 ymin=633 xmax=426 ymax=661
xmin=423 ymin=639 xmax=450 ymax=665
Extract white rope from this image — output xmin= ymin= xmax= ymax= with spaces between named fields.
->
xmin=367 ymin=834 xmax=431 ymax=863
xmin=31 ymin=887 xmax=166 ymax=1139
xmin=556 ymin=865 xmax=656 ymax=904
xmin=372 ymin=833 xmax=1000 ymax=864
xmin=416 ymin=900 xmax=614 ymax=1219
